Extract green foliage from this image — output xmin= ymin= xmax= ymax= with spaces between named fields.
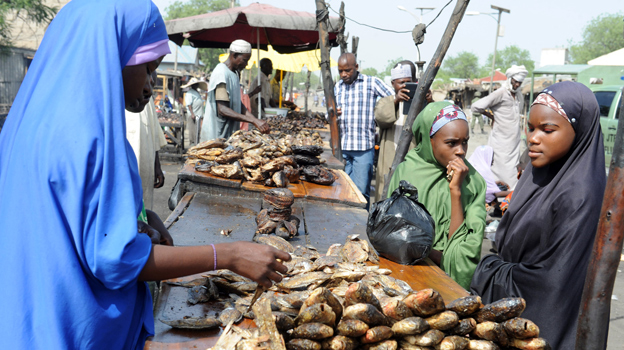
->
xmin=439 ymin=51 xmax=481 ymax=79
xmin=485 ymin=45 xmax=535 ymax=75
xmin=569 ymin=12 xmax=624 ymax=64
xmin=361 ymin=67 xmax=379 ymax=78
xmin=0 ymin=0 xmax=57 ymax=48
xmin=164 ymin=0 xmax=240 ymax=71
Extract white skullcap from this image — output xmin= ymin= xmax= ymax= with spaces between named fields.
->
xmin=229 ymin=39 xmax=252 ymax=54
xmin=391 ymin=64 xmax=413 ymax=81
xmin=506 ymin=65 xmax=528 ymax=82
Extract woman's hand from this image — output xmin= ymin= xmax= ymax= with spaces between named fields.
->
xmin=219 ymin=242 xmax=291 ymax=289
xmin=446 ymin=158 xmax=469 ymax=192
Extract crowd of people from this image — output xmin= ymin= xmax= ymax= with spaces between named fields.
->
xmin=0 ymin=1 xmax=613 ymax=349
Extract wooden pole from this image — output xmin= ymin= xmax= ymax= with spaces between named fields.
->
xmin=351 ymin=36 xmax=359 ymax=58
xmin=575 ymin=87 xmax=624 ymax=349
xmin=337 ymin=2 xmax=348 ymax=55
xmin=305 ymin=70 xmax=311 ymax=113
xmin=381 ymin=0 xmax=470 ymax=199
xmin=289 ymin=72 xmax=294 ymax=102
xmin=315 ymin=0 xmax=342 ymax=161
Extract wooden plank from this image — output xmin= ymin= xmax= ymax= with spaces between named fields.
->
xmin=339 ymin=169 xmax=367 ymax=204
xmin=178 ymin=163 xmax=242 ymax=189
xmin=242 ymin=180 xmax=307 ymax=198
xmin=379 ymin=258 xmax=469 ymax=304
xmin=302 ymin=201 xmax=369 ymax=253
xmin=320 ymin=151 xmax=345 ymax=170
xmin=167 ymin=193 xmax=261 ymax=247
xmin=303 ymin=170 xmax=366 ymax=208
xmin=163 ymin=192 xmax=195 ymax=230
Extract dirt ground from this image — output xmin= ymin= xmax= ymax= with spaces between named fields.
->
xmin=152 ymin=97 xmax=624 ymax=348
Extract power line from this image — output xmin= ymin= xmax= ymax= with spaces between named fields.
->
xmin=327 ymin=4 xmax=411 ymax=34
xmin=426 ymin=0 xmax=454 ymax=28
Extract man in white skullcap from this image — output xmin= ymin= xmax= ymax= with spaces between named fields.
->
xmin=200 ymin=39 xmax=269 ymax=141
xmin=471 ymin=64 xmax=528 ymax=189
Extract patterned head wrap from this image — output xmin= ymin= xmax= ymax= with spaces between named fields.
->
xmin=531 ymin=89 xmax=571 ymax=123
xmin=430 ymin=104 xmax=468 ymax=136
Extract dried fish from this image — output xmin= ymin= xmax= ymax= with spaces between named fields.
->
xmin=446 ymin=296 xmax=482 ymax=317
xmin=359 ymin=326 xmax=393 ymax=344
xmin=381 ymin=297 xmax=414 ymax=320
xmin=285 ymin=257 xmax=315 ymax=275
xmin=436 ymin=335 xmax=470 ymax=350
xmin=342 ymin=303 xmax=389 ymax=326
xmin=268 ymin=207 xmax=292 ymax=221
xmin=160 ymin=316 xmax=221 ymax=330
xmin=300 ymin=287 xmax=343 ymax=322
xmin=508 ymin=337 xmax=551 ymax=350
xmin=326 ymin=244 xmax=343 ymax=256
xmin=286 ymin=338 xmax=321 ymax=350
xmin=291 ymin=323 xmax=334 ymax=340
xmin=448 ymin=318 xmax=476 ymax=336
xmin=167 ymin=277 xmax=209 ymax=288
xmin=264 ymin=188 xmax=295 ymax=209
xmin=293 ymin=245 xmax=321 ymax=261
xmin=272 ymin=171 xmax=290 ymax=188
xmin=219 ymin=307 xmax=243 ymax=325
xmin=256 ymin=234 xmax=295 ymax=253
xmin=403 ymin=289 xmax=446 ymax=317
xmin=467 ymin=339 xmax=499 ymax=350
xmin=336 ymin=319 xmax=369 ymax=337
xmin=471 ymin=321 xmax=504 ymax=343
xmin=313 ymin=255 xmax=343 ymax=270
xmin=210 ymin=163 xmax=244 ymax=179
xmin=275 ymin=290 xmax=312 ymax=309
xmin=474 ymin=298 xmax=526 ymax=323
xmin=403 ymin=329 xmax=445 ymax=347
xmin=398 ymin=340 xmax=434 ymax=350
xmin=291 ymin=145 xmax=324 ymax=156
xmin=391 ymin=316 xmax=429 ymax=336
xmin=344 ymin=282 xmax=383 ymax=312
xmin=277 ymin=272 xmax=331 ymax=291
xmin=295 ymin=303 xmax=336 ymax=327
xmin=360 ymin=339 xmax=398 ymax=350
xmin=273 ymin=312 xmax=296 ymax=332
xmin=502 ymin=318 xmax=540 ymax=339
xmin=425 ymin=310 xmax=459 ymax=331
xmin=320 ymin=335 xmax=359 ymax=350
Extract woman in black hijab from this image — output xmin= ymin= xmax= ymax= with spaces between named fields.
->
xmin=470 ymin=81 xmax=606 ymax=349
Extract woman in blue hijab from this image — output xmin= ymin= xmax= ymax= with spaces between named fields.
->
xmin=0 ymin=1 xmax=289 ymax=349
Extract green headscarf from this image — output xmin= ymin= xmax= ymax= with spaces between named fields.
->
xmin=388 ymin=101 xmax=486 ymax=289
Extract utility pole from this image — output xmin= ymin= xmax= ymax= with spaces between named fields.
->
xmin=488 ymin=5 xmax=510 ymax=93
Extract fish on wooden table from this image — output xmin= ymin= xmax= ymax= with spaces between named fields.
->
xmin=160 ymin=316 xmax=222 ymax=330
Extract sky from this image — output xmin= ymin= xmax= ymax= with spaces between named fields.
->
xmin=152 ymin=0 xmax=623 ymax=74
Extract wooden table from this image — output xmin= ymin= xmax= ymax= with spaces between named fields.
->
xmin=145 ymin=192 xmax=468 ymax=349
xmin=175 ymin=163 xmax=365 ymax=209
xmin=159 ymin=119 xmax=185 ymax=154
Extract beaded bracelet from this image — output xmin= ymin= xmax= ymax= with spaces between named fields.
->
xmin=211 ymin=244 xmax=217 ymax=270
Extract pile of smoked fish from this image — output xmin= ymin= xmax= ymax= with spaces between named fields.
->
xmin=256 ymin=188 xmax=300 ymax=239
xmin=267 ymin=111 xmax=328 ymax=134
xmin=157 ymin=112 xmax=183 ymax=124
xmin=160 ymin=235 xmax=550 ymax=350
xmin=184 ymin=131 xmax=335 ymax=186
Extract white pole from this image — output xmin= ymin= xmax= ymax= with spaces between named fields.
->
xmin=257 ymin=28 xmax=261 ymax=119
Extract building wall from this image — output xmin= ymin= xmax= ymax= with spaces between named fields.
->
xmin=7 ymin=0 xmax=70 ymax=51
xmin=539 ymin=48 xmax=570 ymax=67
xmin=0 ymin=48 xmax=35 ymax=105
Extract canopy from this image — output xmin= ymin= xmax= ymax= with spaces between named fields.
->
xmin=166 ymin=3 xmax=340 ymax=54
xmin=218 ymin=45 xmax=337 ymax=73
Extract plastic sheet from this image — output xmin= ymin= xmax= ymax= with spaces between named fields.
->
xmin=367 ymin=180 xmax=435 ymax=265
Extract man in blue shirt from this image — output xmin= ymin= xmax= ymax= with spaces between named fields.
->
xmin=335 ymin=53 xmax=394 ymax=208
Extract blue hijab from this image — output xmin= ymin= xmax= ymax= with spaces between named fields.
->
xmin=0 ymin=1 xmax=168 ymax=349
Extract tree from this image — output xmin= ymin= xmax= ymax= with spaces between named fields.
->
xmin=485 ymin=45 xmax=535 ymax=75
xmin=164 ymin=0 xmax=240 ymax=71
xmin=569 ymin=12 xmax=624 ymax=64
xmin=361 ymin=67 xmax=379 ymax=78
xmin=0 ymin=0 xmax=57 ymax=48
xmin=439 ymin=51 xmax=481 ymax=79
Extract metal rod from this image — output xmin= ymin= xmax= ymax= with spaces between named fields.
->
xmin=257 ymin=28 xmax=261 ymax=119
xmin=315 ymin=0 xmax=342 ymax=161
xmin=575 ymin=86 xmax=624 ymax=349
xmin=381 ymin=0 xmax=470 ymax=199
xmin=488 ymin=11 xmax=501 ymax=93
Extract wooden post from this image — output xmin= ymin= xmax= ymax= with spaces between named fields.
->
xmin=305 ymin=70 xmax=311 ymax=113
xmin=337 ymin=2 xmax=348 ymax=55
xmin=315 ymin=0 xmax=342 ymax=161
xmin=575 ymin=87 xmax=624 ymax=349
xmin=288 ymin=72 xmax=294 ymax=102
xmin=381 ymin=0 xmax=470 ymax=199
xmin=351 ymin=36 xmax=359 ymax=58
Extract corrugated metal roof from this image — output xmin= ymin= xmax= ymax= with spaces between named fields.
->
xmin=161 ymin=41 xmax=204 ymax=66
xmin=533 ymin=64 xmax=589 ymax=75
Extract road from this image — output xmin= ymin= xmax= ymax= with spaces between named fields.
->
xmin=152 ymin=103 xmax=624 ymax=349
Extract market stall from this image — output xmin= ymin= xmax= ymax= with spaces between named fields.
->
xmin=144 ymin=192 xmax=469 ymax=350
xmin=158 ymin=112 xmax=186 ymax=155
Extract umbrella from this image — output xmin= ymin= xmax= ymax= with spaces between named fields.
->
xmin=166 ymin=3 xmax=341 ymax=54
xmin=218 ymin=45 xmax=337 ymax=73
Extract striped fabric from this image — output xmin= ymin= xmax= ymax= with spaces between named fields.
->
xmin=334 ymin=73 xmax=394 ymax=151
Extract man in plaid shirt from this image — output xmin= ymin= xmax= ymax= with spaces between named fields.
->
xmin=335 ymin=53 xmax=394 ymax=208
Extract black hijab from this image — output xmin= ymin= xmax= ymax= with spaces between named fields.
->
xmin=470 ymin=81 xmax=606 ymax=349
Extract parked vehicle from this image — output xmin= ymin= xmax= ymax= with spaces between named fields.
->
xmin=593 ymin=85 xmax=623 ymax=166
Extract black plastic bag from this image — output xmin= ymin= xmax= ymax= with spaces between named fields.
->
xmin=367 ymin=180 xmax=435 ymax=265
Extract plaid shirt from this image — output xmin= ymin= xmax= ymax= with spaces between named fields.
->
xmin=334 ymin=73 xmax=394 ymax=151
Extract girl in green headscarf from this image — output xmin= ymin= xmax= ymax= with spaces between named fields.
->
xmin=388 ymin=101 xmax=486 ymax=289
